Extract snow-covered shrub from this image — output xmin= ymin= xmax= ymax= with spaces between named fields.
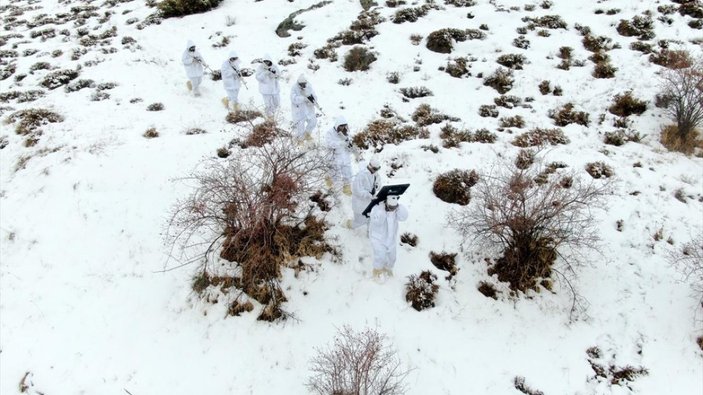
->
xmin=657 ymin=57 xmax=702 ymax=151
xmin=307 ymin=326 xmax=409 ymax=394
xmin=405 ymin=271 xmax=439 ymax=311
xmin=64 ymin=79 xmax=94 ymax=92
xmin=496 ymin=53 xmax=527 ymax=70
xmin=473 ymin=128 xmax=497 ymax=143
xmin=616 ymin=15 xmax=655 ymax=40
xmin=585 ymin=161 xmax=613 ymax=179
xmin=582 ymin=34 xmax=613 ymax=52
xmin=650 ymin=49 xmax=693 ymax=69
xmin=168 ymin=135 xmax=332 ymax=322
xmin=479 ymin=105 xmax=499 ymax=117
xmin=426 ymin=28 xmax=485 ymax=54
xmin=495 ymin=95 xmax=522 ymax=109
xmin=400 ymin=232 xmax=418 ymax=246
xmin=430 ymin=251 xmax=458 ymax=278
xmin=313 ymin=44 xmax=338 ymax=61
xmin=679 ymin=2 xmax=703 ymax=18
xmin=515 ymin=149 xmax=535 ymax=169
xmin=40 ymin=69 xmax=79 ymax=89
xmin=478 ymin=281 xmax=499 ymax=299
xmin=29 ymin=61 xmax=51 ymax=73
xmin=609 ymin=91 xmax=647 ymax=117
xmin=411 ymin=104 xmax=459 ymax=126
xmin=352 ymin=119 xmax=429 ymax=150
xmin=5 ymin=108 xmax=63 ymax=135
xmin=433 ymin=169 xmax=478 ymax=205
xmin=226 ymin=109 xmax=262 ymax=125
xmin=399 ymin=86 xmax=432 ymax=98
xmin=392 ymin=4 xmax=436 ymax=23
xmin=549 ymin=103 xmax=590 ymax=126
xmin=440 ymin=124 xmax=472 ymax=148
xmin=483 ymin=68 xmax=514 ymax=94
xmin=514 ymin=376 xmax=544 ymax=395
xmin=449 ymin=161 xmax=608 ymax=296
xmin=409 ymin=33 xmax=422 ymax=45
xmin=0 ymin=90 xmax=44 ymax=103
xmin=158 ymin=0 xmax=223 ymax=18
xmin=500 ymin=115 xmax=525 ymax=128
xmin=229 ymin=119 xmax=288 ymax=149
xmin=146 ymin=102 xmax=164 ymax=111
xmin=343 ymin=46 xmax=376 ymax=71
xmin=512 ymin=128 xmax=568 ymax=148
xmin=386 ymin=71 xmax=400 ymax=84
xmin=603 ymin=130 xmax=644 ymax=146
xmin=538 ymin=80 xmax=551 ymax=95
xmin=445 ymin=56 xmax=470 ymax=78
xmin=445 ymin=0 xmax=476 ymax=6
xmin=512 ymin=35 xmax=530 ymax=49
xmin=586 ymin=347 xmax=649 ymax=389
xmin=143 ymin=127 xmax=159 ymax=138
xmin=522 ymin=14 xmax=567 ymax=29
xmin=593 ymin=61 xmax=617 ymax=78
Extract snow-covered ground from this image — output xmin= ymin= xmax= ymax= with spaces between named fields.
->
xmin=1 ymin=0 xmax=702 ymax=393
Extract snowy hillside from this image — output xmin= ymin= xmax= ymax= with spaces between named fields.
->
xmin=1 ymin=0 xmax=702 ymax=394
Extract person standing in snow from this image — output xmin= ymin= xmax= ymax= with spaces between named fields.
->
xmin=182 ymin=40 xmax=206 ymax=96
xmin=368 ymin=195 xmax=408 ymax=278
xmin=255 ymin=54 xmax=280 ymax=116
xmin=290 ymin=74 xmax=318 ymax=141
xmin=221 ymin=51 xmax=243 ymax=111
xmin=351 ymin=157 xmax=381 ymax=229
xmin=325 ymin=115 xmax=353 ymax=195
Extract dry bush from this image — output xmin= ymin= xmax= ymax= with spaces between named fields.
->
xmin=479 ymin=105 xmax=499 ymax=117
xmin=225 ymin=109 xmax=262 ymax=124
xmin=392 ymin=4 xmax=437 ymax=23
xmin=660 ymin=124 xmax=700 ymax=154
xmin=448 ymin=160 xmax=608 ymax=305
xmin=514 ymin=376 xmax=544 ymax=395
xmin=40 ymin=69 xmax=79 ymax=89
xmin=411 ymin=104 xmax=459 ymax=126
xmin=515 ymin=149 xmax=535 ymax=169
xmin=512 ymin=128 xmax=569 ymax=147
xmin=522 ymin=14 xmax=567 ymax=29
xmin=400 ymin=232 xmax=418 ymax=247
xmin=233 ymin=120 xmax=288 ymax=149
xmin=616 ymin=15 xmax=654 ymax=39
xmin=399 ymin=86 xmax=433 ymax=99
xmin=669 ymin=234 xmax=703 ymax=310
xmin=484 ymin=68 xmax=514 ymax=94
xmin=539 ymin=80 xmax=551 ymax=95
xmin=478 ymin=281 xmax=499 ymax=299
xmin=430 ymin=251 xmax=458 ymax=277
xmin=609 ymin=91 xmax=647 ymax=117
xmin=500 ymin=115 xmax=525 ymax=128
xmin=0 ymin=90 xmax=44 ymax=103
xmin=585 ymin=161 xmax=614 ymax=179
xmin=445 ymin=57 xmax=470 ymax=78
xmin=343 ymin=46 xmax=377 ymax=71
xmin=440 ymin=124 xmax=472 ymax=148
xmin=158 ymin=0 xmax=223 ymax=18
xmin=433 ymin=169 xmax=479 ymax=205
xmin=5 ymin=108 xmax=63 ymax=135
xmin=472 ymin=128 xmax=497 ymax=144
xmin=352 ymin=119 xmax=428 ymax=151
xmin=593 ymin=61 xmax=617 ymax=78
xmin=582 ymin=34 xmax=614 ymax=53
xmin=550 ymin=103 xmax=590 ymax=126
xmin=387 ymin=71 xmax=400 ymax=84
xmin=497 ymin=53 xmax=527 ymax=70
xmin=657 ymin=57 xmax=703 ymax=145
xmin=679 ymin=2 xmax=703 ymax=18
xmin=494 ymin=95 xmax=522 ymax=109
xmin=143 ymin=127 xmax=159 ymax=138
xmin=167 ymin=136 xmax=332 ymax=322
xmin=513 ymin=35 xmax=530 ymax=49
xmin=603 ymin=130 xmax=645 ymax=146
xmin=650 ymin=49 xmax=692 ymax=69
xmin=630 ymin=41 xmax=654 ymax=54
xmin=307 ymin=326 xmax=409 ymax=395
xmin=405 ymin=271 xmax=439 ymax=311
xmin=146 ymin=102 xmax=164 ymax=111
xmin=426 ymin=28 xmax=485 ymax=54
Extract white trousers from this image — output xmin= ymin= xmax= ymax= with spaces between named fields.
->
xmin=262 ymin=94 xmax=280 ymax=115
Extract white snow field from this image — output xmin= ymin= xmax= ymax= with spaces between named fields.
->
xmin=1 ymin=0 xmax=702 ymax=394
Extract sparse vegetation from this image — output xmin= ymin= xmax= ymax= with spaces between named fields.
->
xmin=609 ymin=91 xmax=647 ymax=117
xmin=496 ymin=53 xmax=527 ymax=70
xmin=405 ymin=271 xmax=439 ymax=311
xmin=433 ymin=169 xmax=479 ymax=205
xmin=500 ymin=115 xmax=525 ymax=128
xmin=40 ymin=69 xmax=79 ymax=89
xmin=411 ymin=104 xmax=459 ymax=126
xmin=430 ymin=251 xmax=458 ymax=278
xmin=512 ymin=128 xmax=569 ymax=147
xmin=479 ymin=105 xmax=499 ymax=118
xmin=343 ymin=46 xmax=377 ymax=71
xmin=585 ymin=161 xmax=614 ymax=179
xmin=478 ymin=281 xmax=499 ymax=299
xmin=400 ymin=232 xmax=418 ymax=247
xmin=445 ymin=57 xmax=471 ymax=78
xmin=353 ymin=119 xmax=429 ymax=150
xmin=616 ymin=15 xmax=655 ymax=40
xmin=549 ymin=103 xmax=590 ymax=127
xmin=657 ymin=57 xmax=703 ymax=151
xmin=483 ymin=68 xmax=514 ymax=94
xmin=5 ymin=108 xmax=63 ymax=135
xmin=158 ymin=0 xmax=224 ymax=18
xmin=426 ymin=28 xmax=485 ymax=54
xmin=146 ymin=102 xmax=164 ymax=111
xmin=143 ymin=127 xmax=159 ymax=138
xmin=400 ymin=86 xmax=433 ymax=99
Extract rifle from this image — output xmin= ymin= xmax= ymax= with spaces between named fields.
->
xmin=232 ymin=65 xmax=248 ymax=90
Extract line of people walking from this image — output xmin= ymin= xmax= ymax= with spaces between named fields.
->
xmin=181 ymin=40 xmax=408 ymax=281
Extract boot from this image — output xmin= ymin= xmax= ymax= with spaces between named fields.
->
xmin=234 ymin=103 xmax=241 ymax=112
xmin=383 ymin=268 xmax=394 ymax=277
xmin=345 ymin=219 xmax=353 ymax=229
xmin=372 ymin=269 xmax=384 ymax=279
xmin=222 ymin=97 xmax=229 ymax=109
xmin=304 ymin=132 xmax=313 ymax=142
xmin=342 ymin=184 xmax=352 ymax=196
xmin=325 ymin=176 xmax=333 ymax=188
xmin=186 ymin=80 xmax=192 ymax=91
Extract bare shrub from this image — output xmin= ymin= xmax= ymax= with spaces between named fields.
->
xmin=445 ymin=57 xmax=470 ymax=78
xmin=609 ymin=91 xmax=647 ymax=117
xmin=158 ymin=0 xmax=223 ymax=18
xmin=650 ymin=49 xmax=692 ymax=69
xmin=343 ymin=46 xmax=377 ymax=71
xmin=550 ymin=103 xmax=590 ymax=126
xmin=307 ymin=326 xmax=409 ymax=394
xmin=409 ymin=33 xmax=423 ymax=45
xmin=232 ymin=120 xmax=288 ymax=148
xmin=513 ymin=35 xmax=530 ymax=49
xmin=494 ymin=95 xmax=522 ymax=109
xmin=392 ymin=4 xmax=436 ymax=23
xmin=448 ymin=160 xmax=608 ymax=304
xmin=603 ymin=130 xmax=645 ymax=146
xmin=515 ymin=149 xmax=535 ymax=169
xmin=585 ymin=161 xmax=614 ymax=179
xmin=411 ymin=104 xmax=458 ymax=126
xmin=496 ymin=53 xmax=527 ymax=70
xmin=40 ymin=69 xmax=79 ymax=89
xmin=225 ymin=109 xmax=262 ymax=124
xmin=440 ymin=124 xmax=472 ymax=148
xmin=5 ymin=108 xmax=63 ymax=135
xmin=167 ymin=135 xmax=332 ymax=321
xmin=538 ymin=80 xmax=551 ymax=95
xmin=669 ymin=234 xmax=703 ymax=309
xmin=522 ymin=14 xmax=567 ymax=29
xmin=616 ymin=15 xmax=654 ymax=40
xmin=146 ymin=102 xmax=164 ymax=111
xmin=500 ymin=115 xmax=525 ymax=128
xmin=479 ymin=105 xmax=499 ymax=117
xmin=353 ymin=119 xmax=428 ymax=150
xmin=143 ymin=127 xmax=159 ymax=138
xmin=658 ymin=57 xmax=703 ymax=145
xmin=430 ymin=251 xmax=458 ymax=277
xmin=400 ymin=86 xmax=433 ymax=99
xmin=405 ymin=271 xmax=439 ymax=311
xmin=400 ymin=232 xmax=418 ymax=247
xmin=426 ymin=28 xmax=485 ymax=54
xmin=433 ymin=169 xmax=478 ymax=205
xmin=512 ymin=128 xmax=569 ymax=147
xmin=514 ymin=376 xmax=545 ymax=395
xmin=478 ymin=281 xmax=499 ymax=299
xmin=593 ymin=61 xmax=617 ymax=78
xmin=582 ymin=34 xmax=614 ymax=53
xmin=387 ymin=71 xmax=400 ymax=84
xmin=484 ymin=67 xmax=514 ymax=94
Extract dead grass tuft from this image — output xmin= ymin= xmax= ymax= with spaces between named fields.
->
xmin=433 ymin=169 xmax=478 ymax=205
xmin=405 ymin=271 xmax=439 ymax=311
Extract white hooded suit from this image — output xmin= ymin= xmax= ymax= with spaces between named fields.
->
xmin=182 ymin=40 xmax=204 ymax=95
xmin=369 ymin=202 xmax=409 ymax=271
xmin=221 ymin=51 xmax=242 ymax=106
xmin=255 ymin=54 xmax=280 ymax=115
xmin=351 ymin=163 xmax=380 ymax=228
xmin=325 ymin=116 xmax=352 ymax=187
xmin=290 ymin=75 xmax=318 ymax=138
